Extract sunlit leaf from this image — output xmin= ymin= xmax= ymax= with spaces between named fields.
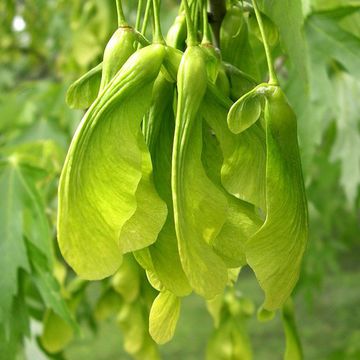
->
xmin=330 ymin=72 xmax=360 ymax=207
xmin=0 ymin=294 xmax=29 ymax=360
xmin=0 ymin=160 xmax=30 ymax=322
xmin=26 ymin=240 xmax=73 ymax=326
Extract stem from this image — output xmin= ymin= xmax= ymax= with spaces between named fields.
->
xmin=208 ymin=0 xmax=226 ymax=48
xmin=202 ymin=0 xmax=212 ymax=43
xmin=115 ymin=0 xmax=127 ymax=27
xmin=135 ymin=0 xmax=143 ymax=31
xmin=136 ymin=0 xmax=152 ymax=49
xmin=152 ymin=0 xmax=165 ymax=43
xmin=252 ymin=0 xmax=278 ymax=85
xmin=193 ymin=0 xmax=200 ymax=38
xmin=182 ymin=0 xmax=198 ymax=46
xmin=141 ymin=0 xmax=152 ymax=35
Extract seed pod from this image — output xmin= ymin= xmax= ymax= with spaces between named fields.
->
xmin=114 ymin=267 xmax=160 ymax=359
xmin=201 ymin=125 xmax=262 ymax=268
xmin=117 ymin=302 xmax=146 ymax=354
xmin=220 ymin=5 xmax=259 ymax=80
xmin=200 ymin=42 xmax=221 ymax=83
xmin=223 ymin=62 xmax=257 ymax=100
xmin=248 ymin=10 xmax=279 ymax=47
xmin=202 ymin=85 xmax=266 ymax=210
xmin=99 ymin=26 xmax=138 ymax=91
xmin=142 ymin=73 xmax=174 ymax=153
xmin=215 ymin=65 xmax=231 ymax=97
xmin=94 ymin=288 xmax=122 ymax=321
xmin=246 ymin=87 xmax=308 ymax=310
xmin=143 ymin=72 xmax=191 ymax=297
xmin=162 ymin=45 xmax=183 ymax=82
xmin=166 ymin=13 xmax=187 ymax=50
xmin=58 ymin=44 xmax=167 ymax=280
xmin=118 ymin=127 xmax=168 ymax=255
xmin=172 ymin=45 xmax=228 ymax=299
xmin=158 ymin=43 xmax=260 ymax=273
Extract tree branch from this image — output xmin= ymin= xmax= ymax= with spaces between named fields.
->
xmin=208 ymin=0 xmax=226 ymax=48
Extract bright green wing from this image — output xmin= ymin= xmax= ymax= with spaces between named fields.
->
xmin=58 ymin=45 xmax=166 ymax=280
xmin=120 ymin=130 xmax=167 ymax=254
xmin=201 ymin=125 xmax=262 ymax=268
xmin=202 ymin=87 xmax=266 ymax=210
xmin=149 ymin=291 xmax=181 ymax=344
xmin=172 ymin=47 xmax=228 ymax=299
xmin=246 ymin=87 xmax=308 ymax=310
xmin=66 ymin=63 xmax=102 ymax=109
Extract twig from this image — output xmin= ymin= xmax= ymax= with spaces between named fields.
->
xmin=208 ymin=0 xmax=226 ymax=48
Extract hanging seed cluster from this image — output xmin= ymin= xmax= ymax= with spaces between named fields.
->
xmin=58 ymin=0 xmax=308 ymax=351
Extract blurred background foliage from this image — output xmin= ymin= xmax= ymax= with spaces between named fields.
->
xmin=0 ymin=0 xmax=359 ymax=359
